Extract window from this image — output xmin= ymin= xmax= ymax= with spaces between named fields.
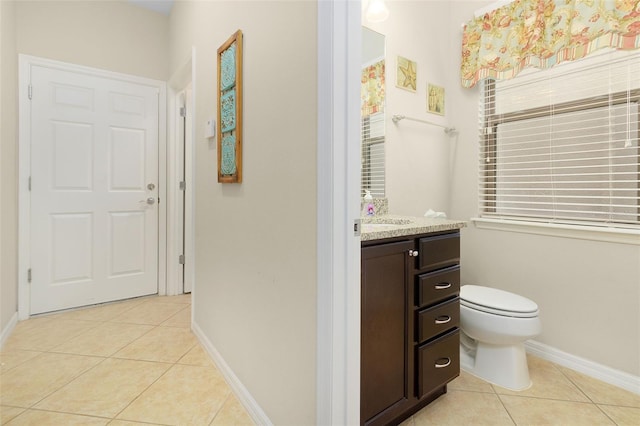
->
xmin=480 ymin=51 xmax=640 ymax=230
xmin=361 ymin=112 xmax=385 ymax=197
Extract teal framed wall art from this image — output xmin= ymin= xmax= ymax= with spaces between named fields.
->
xmin=217 ymin=30 xmax=243 ymax=183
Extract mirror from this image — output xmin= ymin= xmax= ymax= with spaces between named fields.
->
xmin=361 ymin=27 xmax=386 ymax=197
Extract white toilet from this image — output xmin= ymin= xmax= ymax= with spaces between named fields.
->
xmin=459 ymin=285 xmax=541 ymax=391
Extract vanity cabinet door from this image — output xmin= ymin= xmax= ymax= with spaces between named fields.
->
xmin=361 ymin=240 xmax=414 ymax=425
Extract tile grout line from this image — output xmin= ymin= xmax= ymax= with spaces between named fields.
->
xmin=493 ymin=390 xmax=621 ymax=405
xmin=0 ymin=349 xmax=46 ymax=376
xmin=24 ymin=315 xmax=113 ymax=412
xmin=10 ymin=318 xmax=104 ymax=355
xmin=486 ymin=362 xmax=619 ymax=426
xmin=94 ymin=320 xmax=171 ymax=424
xmin=552 ymin=362 xmax=595 ymax=401
xmin=8 ymin=406 xmax=112 ymax=422
xmin=493 ymin=392 xmax=518 ymax=426
xmin=22 ymin=354 xmax=110 ymax=412
xmin=108 ymin=309 xmax=199 ymax=425
xmin=553 ymin=361 xmax=624 ymax=426
xmin=208 ymin=392 xmax=234 ymax=426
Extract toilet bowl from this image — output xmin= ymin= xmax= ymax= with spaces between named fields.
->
xmin=459 ymin=285 xmax=541 ymax=391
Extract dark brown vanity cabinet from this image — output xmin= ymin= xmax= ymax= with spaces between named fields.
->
xmin=361 ymin=240 xmax=414 ymax=424
xmin=361 ymin=231 xmax=460 ymax=426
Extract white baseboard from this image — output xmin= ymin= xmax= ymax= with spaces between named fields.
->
xmin=525 ymin=340 xmax=640 ymax=395
xmin=191 ymin=322 xmax=273 ymax=426
xmin=0 ymin=312 xmax=18 ymax=349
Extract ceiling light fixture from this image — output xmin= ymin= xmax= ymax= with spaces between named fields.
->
xmin=366 ymin=0 xmax=389 ymax=23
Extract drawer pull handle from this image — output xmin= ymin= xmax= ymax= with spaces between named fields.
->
xmin=435 ymin=316 xmax=451 ymax=325
xmin=435 ymin=358 xmax=451 ymax=368
xmin=434 ymin=283 xmax=452 ymax=290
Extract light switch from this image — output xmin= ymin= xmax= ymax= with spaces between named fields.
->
xmin=205 ymin=118 xmax=216 ymax=139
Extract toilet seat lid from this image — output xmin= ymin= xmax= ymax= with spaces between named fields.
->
xmin=460 ymin=285 xmax=539 ymax=318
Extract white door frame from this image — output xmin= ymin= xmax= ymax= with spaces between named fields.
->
xmin=18 ymin=55 xmax=168 ymax=319
xmin=316 ymin=1 xmax=362 ymax=424
xmin=166 ymin=48 xmax=196 ymax=296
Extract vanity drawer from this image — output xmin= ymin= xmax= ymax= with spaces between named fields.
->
xmin=416 ymin=265 xmax=460 ymax=307
xmin=418 ymin=233 xmax=460 ymax=271
xmin=417 ymin=298 xmax=459 ymax=343
xmin=416 ymin=329 xmax=459 ymax=399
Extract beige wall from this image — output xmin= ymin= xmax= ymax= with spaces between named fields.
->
xmin=15 ymin=0 xmax=169 ymax=80
xmin=1 ymin=0 xmax=18 ymax=335
xmin=363 ymin=1 xmax=453 ymax=216
xmin=169 ymin=2 xmax=317 ymax=424
xmin=447 ymin=1 xmax=640 ymax=376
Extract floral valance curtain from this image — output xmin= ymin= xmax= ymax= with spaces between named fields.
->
xmin=461 ymin=0 xmax=640 ymax=88
xmin=361 ymin=60 xmax=385 ymax=117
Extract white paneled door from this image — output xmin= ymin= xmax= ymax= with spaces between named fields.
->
xmin=29 ymin=65 xmax=160 ymax=314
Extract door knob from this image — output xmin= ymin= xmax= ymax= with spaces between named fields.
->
xmin=147 ymin=183 xmax=156 ymax=190
xmin=140 ymin=197 xmax=156 ymax=205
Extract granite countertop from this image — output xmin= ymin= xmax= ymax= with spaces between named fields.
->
xmin=360 ymin=215 xmax=467 ymax=242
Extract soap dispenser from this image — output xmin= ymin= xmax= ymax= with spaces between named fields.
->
xmin=362 ymin=190 xmax=375 ymax=216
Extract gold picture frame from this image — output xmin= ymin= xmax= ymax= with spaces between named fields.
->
xmin=217 ymin=30 xmax=243 ymax=183
xmin=427 ymin=83 xmax=445 ymax=115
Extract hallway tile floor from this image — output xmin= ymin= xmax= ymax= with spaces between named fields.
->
xmin=0 ymin=295 xmax=254 ymax=425
xmin=2 ymin=295 xmax=639 ymax=425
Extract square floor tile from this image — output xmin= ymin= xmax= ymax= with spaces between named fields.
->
xmin=0 ymin=353 xmax=102 ymax=407
xmin=210 ymin=394 xmax=255 ymax=425
xmin=1 ymin=406 xmax=26 ymax=424
xmin=147 ymin=294 xmax=191 ymax=304
xmin=108 ymin=420 xmax=166 ymax=426
xmin=110 ymin=302 xmax=186 ymax=326
xmin=159 ymin=306 xmax=190 ymax=328
xmin=4 ymin=409 xmax=109 ymax=425
xmin=398 ymin=416 xmax=415 ymax=426
xmin=448 ymin=370 xmax=494 ymax=393
xmin=7 ymin=316 xmax=57 ymax=334
xmin=3 ymin=319 xmax=99 ymax=351
xmin=598 ymin=404 xmax=640 ymax=425
xmin=117 ymin=364 xmax=230 ymax=425
xmin=0 ymin=349 xmax=42 ymax=374
xmin=560 ymin=368 xmax=640 ymax=408
xmin=113 ymin=327 xmax=197 ymax=363
xmin=54 ymin=298 xmax=146 ymax=322
xmin=499 ymin=394 xmax=615 ymax=425
xmin=492 ymin=355 xmax=590 ymax=402
xmin=177 ymin=344 xmax=214 ymax=367
xmin=35 ymin=358 xmax=170 ymax=418
xmin=50 ymin=322 xmax=154 ymax=357
xmin=412 ymin=390 xmax=515 ymax=425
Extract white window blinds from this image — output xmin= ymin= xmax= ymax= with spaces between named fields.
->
xmin=362 ymin=111 xmax=385 ymax=197
xmin=479 ymin=50 xmax=640 ymax=229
